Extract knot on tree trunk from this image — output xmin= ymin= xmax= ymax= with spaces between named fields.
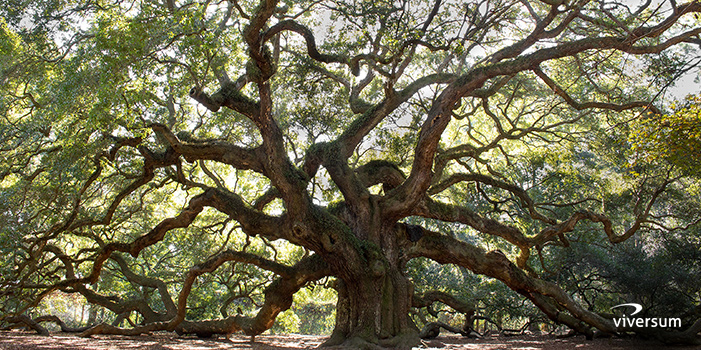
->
xmin=355 ymin=160 xmax=406 ymax=192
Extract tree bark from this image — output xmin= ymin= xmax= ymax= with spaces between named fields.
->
xmin=325 ymin=268 xmax=419 ymax=349
xmin=319 ymin=217 xmax=420 ymax=349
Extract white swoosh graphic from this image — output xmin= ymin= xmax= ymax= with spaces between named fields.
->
xmin=611 ymin=303 xmax=643 ymax=316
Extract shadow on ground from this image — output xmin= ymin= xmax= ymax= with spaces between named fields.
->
xmin=1 ymin=331 xmax=699 ymax=349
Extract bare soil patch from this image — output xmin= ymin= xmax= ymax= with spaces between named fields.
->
xmin=1 ymin=331 xmax=699 ymax=349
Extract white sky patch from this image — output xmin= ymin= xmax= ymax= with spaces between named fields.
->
xmin=667 ymin=71 xmax=700 ymax=100
xmin=312 ymin=8 xmax=333 ymax=40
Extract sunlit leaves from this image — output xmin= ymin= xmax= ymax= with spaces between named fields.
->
xmin=631 ymin=95 xmax=701 ymax=175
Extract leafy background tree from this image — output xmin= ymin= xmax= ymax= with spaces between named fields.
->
xmin=1 ymin=0 xmax=701 ymax=348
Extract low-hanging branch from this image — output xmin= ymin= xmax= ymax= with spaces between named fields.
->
xmin=408 ymin=227 xmax=617 ymax=337
xmin=79 ymin=253 xmax=330 ymax=338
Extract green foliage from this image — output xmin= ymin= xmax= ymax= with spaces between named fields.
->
xmin=272 ymin=284 xmax=336 ymax=334
xmin=546 ymin=231 xmax=701 ymax=324
xmin=631 ymin=95 xmax=701 ymax=175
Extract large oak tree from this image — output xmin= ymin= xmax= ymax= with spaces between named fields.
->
xmin=2 ymin=0 xmax=701 ymax=348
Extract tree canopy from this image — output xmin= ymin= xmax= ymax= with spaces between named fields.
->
xmin=1 ymin=0 xmax=701 ymax=348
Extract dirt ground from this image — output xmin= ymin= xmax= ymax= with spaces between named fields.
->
xmin=1 ymin=331 xmax=699 ymax=350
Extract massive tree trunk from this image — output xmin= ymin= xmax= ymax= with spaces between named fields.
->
xmin=319 ymin=205 xmax=420 ymax=349
xmin=327 ymin=265 xmax=419 ymax=349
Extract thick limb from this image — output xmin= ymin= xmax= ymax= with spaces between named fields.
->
xmin=408 ymin=229 xmax=616 ymax=337
xmin=80 ymin=254 xmax=330 ymax=337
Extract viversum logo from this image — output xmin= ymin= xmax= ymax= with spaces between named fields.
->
xmin=610 ymin=303 xmax=682 ymax=328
